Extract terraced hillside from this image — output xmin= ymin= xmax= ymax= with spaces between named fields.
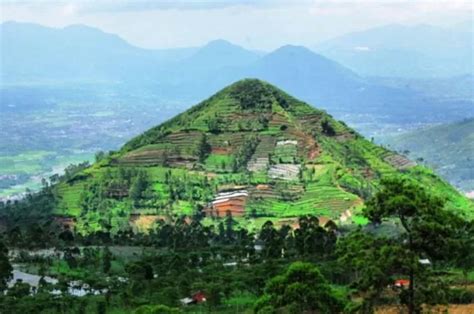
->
xmin=16 ymin=79 xmax=473 ymax=234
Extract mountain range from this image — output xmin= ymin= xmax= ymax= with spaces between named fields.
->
xmin=2 ymin=21 xmax=473 ymax=125
xmin=316 ymin=22 xmax=474 ymax=78
xmin=1 ymin=21 xmax=473 ymax=203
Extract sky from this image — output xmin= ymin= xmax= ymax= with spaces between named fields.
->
xmin=1 ymin=0 xmax=472 ymax=50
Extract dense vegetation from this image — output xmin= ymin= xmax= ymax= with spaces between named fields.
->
xmin=1 ymin=177 xmax=473 ymax=313
xmin=2 ymin=80 xmax=472 ymax=233
xmin=1 ymin=80 xmax=473 ymax=313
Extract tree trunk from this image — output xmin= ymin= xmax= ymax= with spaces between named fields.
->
xmin=408 ymin=233 xmax=415 ymax=314
xmin=408 ymin=262 xmax=415 ymax=314
xmin=400 ymin=215 xmax=416 ymax=314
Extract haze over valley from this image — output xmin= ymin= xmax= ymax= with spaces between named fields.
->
xmin=1 ymin=20 xmax=473 ymax=200
xmin=1 ymin=2 xmax=474 ymax=313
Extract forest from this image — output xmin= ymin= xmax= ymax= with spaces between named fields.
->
xmin=1 ymin=176 xmax=474 ymax=313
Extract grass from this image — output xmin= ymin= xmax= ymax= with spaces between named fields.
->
xmin=16 ymin=79 xmax=472 ymax=236
xmin=351 ymin=215 xmax=369 ymax=225
xmin=204 ymin=154 xmax=234 ymax=173
xmin=55 ymin=181 xmax=87 ymax=216
xmin=406 ymin=166 xmax=474 ymax=218
xmin=224 ymin=292 xmax=258 ymax=308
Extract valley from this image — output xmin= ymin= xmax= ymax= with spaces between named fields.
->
xmin=1 ymin=76 xmax=473 ymax=314
xmin=384 ymin=118 xmax=474 ymax=193
xmin=2 ymin=22 xmax=472 ymax=202
xmin=0 ymin=12 xmax=473 ymax=313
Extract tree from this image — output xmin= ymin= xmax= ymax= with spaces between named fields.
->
xmin=130 ymin=171 xmax=149 ymax=205
xmin=254 ymin=262 xmax=345 ymax=313
xmin=196 ymin=133 xmax=211 ymax=163
xmin=258 ymin=221 xmax=283 ymax=259
xmin=6 ymin=280 xmax=31 ymax=298
xmin=207 ymin=115 xmax=223 ymax=134
xmin=294 ymin=215 xmax=335 ymax=257
xmin=97 ymin=300 xmax=107 ymax=314
xmin=364 ymin=177 xmax=446 ymax=314
xmin=133 ymin=304 xmax=180 ymax=314
xmin=452 ymin=220 xmax=474 ymax=286
xmin=102 ymin=246 xmax=113 ymax=274
xmin=95 ymin=151 xmax=106 ymax=163
xmin=0 ymin=241 xmax=13 ymax=292
xmin=321 ymin=119 xmax=336 ymax=136
xmin=224 ymin=211 xmax=235 ymax=241
xmin=63 ymin=248 xmax=77 ymax=269
xmin=126 ymin=260 xmax=154 ymax=281
xmin=336 ymin=230 xmax=406 ymax=311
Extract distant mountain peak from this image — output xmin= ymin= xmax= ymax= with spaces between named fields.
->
xmin=61 ymin=24 xmax=111 ymax=35
xmin=204 ymin=39 xmax=238 ymax=48
xmin=184 ymin=39 xmax=259 ymax=68
xmin=197 ymin=39 xmax=253 ymax=54
xmin=272 ymin=44 xmax=314 ymax=54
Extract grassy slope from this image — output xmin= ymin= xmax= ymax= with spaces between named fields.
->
xmin=49 ymin=79 xmax=473 ymax=233
xmin=389 ymin=118 xmax=474 ymax=191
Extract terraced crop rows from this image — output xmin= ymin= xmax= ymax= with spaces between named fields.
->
xmin=247 ymin=135 xmax=276 ymax=172
xmin=384 ymin=154 xmax=416 ymax=170
xmin=268 ymin=164 xmax=300 ymax=180
xmin=208 ymin=133 xmax=246 ymax=154
xmin=119 ymin=148 xmax=168 ymax=165
xmin=271 ymin=143 xmax=298 ymax=163
xmin=55 ymin=182 xmax=86 ymax=216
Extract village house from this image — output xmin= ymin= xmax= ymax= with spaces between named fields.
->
xmin=180 ymin=291 xmax=207 ymax=306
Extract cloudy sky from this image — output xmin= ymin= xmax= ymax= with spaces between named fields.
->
xmin=1 ymin=0 xmax=472 ymax=50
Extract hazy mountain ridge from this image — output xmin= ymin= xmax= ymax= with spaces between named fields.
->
xmin=315 ymin=22 xmax=473 ymax=78
xmin=1 ymin=21 xmax=473 ymax=201
xmin=387 ymin=118 xmax=474 ymax=192
xmin=3 ymin=21 xmax=472 ymax=124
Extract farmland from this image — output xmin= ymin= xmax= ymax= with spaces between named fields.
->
xmin=4 ymin=79 xmax=471 ymax=236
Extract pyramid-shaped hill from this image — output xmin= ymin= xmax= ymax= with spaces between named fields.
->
xmin=51 ymin=79 xmax=473 ymax=233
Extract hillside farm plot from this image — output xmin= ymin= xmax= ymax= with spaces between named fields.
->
xmin=384 ymin=154 xmax=416 ymax=170
xmin=268 ymin=164 xmax=300 ymax=180
xmin=271 ymin=140 xmax=298 ymax=163
xmin=28 ymin=79 xmax=474 ymax=235
xmin=207 ymin=133 xmax=245 ymax=154
xmin=54 ymin=181 xmax=88 ymax=217
xmin=204 ymin=154 xmax=234 ymax=173
xmin=245 ymin=182 xmax=360 ymax=219
xmin=129 ymin=214 xmax=164 ymax=233
xmin=247 ymin=135 xmax=276 ymax=172
xmin=120 ymin=143 xmax=171 ymax=165
xmin=205 ymin=189 xmax=248 ymax=217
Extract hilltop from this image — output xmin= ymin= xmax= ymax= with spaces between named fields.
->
xmin=2 ymin=80 xmax=472 ymax=233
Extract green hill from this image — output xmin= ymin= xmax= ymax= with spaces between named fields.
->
xmin=388 ymin=118 xmax=474 ymax=192
xmin=5 ymin=79 xmax=472 ymax=234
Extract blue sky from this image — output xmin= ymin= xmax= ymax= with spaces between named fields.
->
xmin=1 ymin=0 xmax=472 ymax=50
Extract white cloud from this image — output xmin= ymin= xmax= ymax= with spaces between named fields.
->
xmin=354 ymin=46 xmax=370 ymax=51
xmin=61 ymin=3 xmax=78 ymax=16
xmin=1 ymin=0 xmax=472 ymax=49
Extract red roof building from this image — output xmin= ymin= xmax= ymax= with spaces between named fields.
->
xmin=394 ymin=279 xmax=410 ymax=288
xmin=192 ymin=291 xmax=207 ymax=303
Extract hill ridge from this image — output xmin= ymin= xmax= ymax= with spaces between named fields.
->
xmin=4 ymin=79 xmax=472 ymax=234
